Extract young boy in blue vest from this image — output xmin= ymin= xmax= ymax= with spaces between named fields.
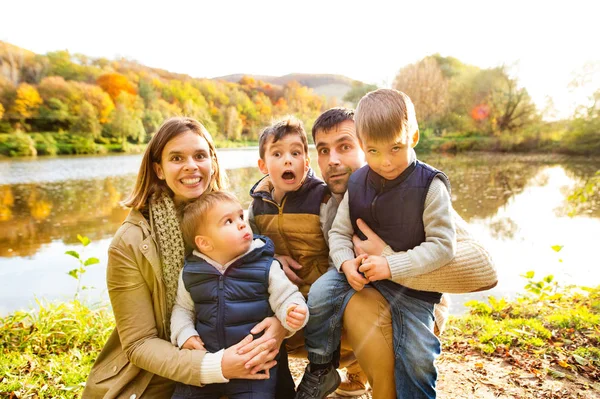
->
xmin=170 ymin=191 xmax=308 ymax=399
xmin=296 ymin=89 xmax=456 ymax=399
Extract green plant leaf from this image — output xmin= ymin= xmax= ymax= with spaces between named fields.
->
xmin=77 ymin=234 xmax=91 ymax=247
xmin=551 ymin=245 xmax=563 ymax=253
xmin=67 ymin=269 xmax=78 ymax=278
xmin=84 ymin=257 xmax=100 ymax=266
xmin=65 ymin=250 xmax=80 ymax=259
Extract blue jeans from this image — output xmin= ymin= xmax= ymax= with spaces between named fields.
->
xmin=304 ymin=268 xmax=440 ymax=399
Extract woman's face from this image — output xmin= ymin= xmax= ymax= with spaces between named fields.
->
xmin=153 ymin=130 xmax=214 ymax=205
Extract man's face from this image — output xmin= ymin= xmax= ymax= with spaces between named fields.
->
xmin=315 ymin=120 xmax=364 ymax=195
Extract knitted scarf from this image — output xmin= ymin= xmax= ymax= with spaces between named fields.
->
xmin=150 ymin=191 xmax=186 ymax=324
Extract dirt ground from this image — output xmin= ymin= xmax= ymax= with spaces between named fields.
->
xmin=289 ymin=352 xmax=600 ymax=399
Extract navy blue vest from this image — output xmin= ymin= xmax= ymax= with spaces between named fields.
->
xmin=250 ymin=168 xmax=329 ymax=217
xmin=182 ymin=236 xmax=275 ymax=353
xmin=348 ymin=160 xmax=450 ymax=303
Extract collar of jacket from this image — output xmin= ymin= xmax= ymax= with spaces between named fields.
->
xmin=366 ymin=159 xmax=418 ymax=192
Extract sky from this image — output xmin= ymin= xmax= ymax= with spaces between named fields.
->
xmin=2 ymin=0 xmax=599 ymax=118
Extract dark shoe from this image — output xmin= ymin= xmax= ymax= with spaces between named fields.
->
xmin=295 ymin=363 xmax=341 ymax=399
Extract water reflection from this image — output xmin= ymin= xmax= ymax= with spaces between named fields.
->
xmin=0 ymin=151 xmax=599 ymax=315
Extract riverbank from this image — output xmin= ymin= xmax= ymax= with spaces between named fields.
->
xmin=1 ymin=129 xmax=599 ymax=158
xmin=1 ymin=280 xmax=598 ymax=398
xmin=0 ymin=132 xmax=258 ymax=157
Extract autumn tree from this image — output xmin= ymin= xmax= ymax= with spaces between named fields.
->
xmin=10 ymin=83 xmax=43 ymax=125
xmin=224 ymin=106 xmax=243 ymax=141
xmin=96 ymin=73 xmax=137 ymax=102
xmin=71 ymin=101 xmax=101 ymax=139
xmin=343 ymin=82 xmax=378 ymax=106
xmin=0 ymin=102 xmax=4 ymax=120
xmin=104 ymin=103 xmax=145 ymax=144
xmin=393 ymin=57 xmax=449 ymax=124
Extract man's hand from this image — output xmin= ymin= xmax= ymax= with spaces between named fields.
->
xmin=359 ymin=255 xmax=392 ymax=282
xmin=181 ymin=335 xmax=205 ymax=350
xmin=285 ymin=304 xmax=308 ymax=330
xmin=275 ymin=254 xmax=305 ymax=286
xmin=352 ymin=218 xmax=387 ymax=256
xmin=341 ymin=254 xmax=369 ymax=291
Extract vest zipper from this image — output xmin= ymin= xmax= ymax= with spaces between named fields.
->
xmin=217 ymin=275 xmax=224 ymax=349
xmin=263 ymin=197 xmax=293 ymax=256
xmin=371 ymin=179 xmax=386 ymax=223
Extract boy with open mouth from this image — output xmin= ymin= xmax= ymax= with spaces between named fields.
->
xmin=248 ymin=116 xmax=333 ymax=299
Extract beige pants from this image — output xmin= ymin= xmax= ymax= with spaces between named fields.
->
xmin=287 ymin=287 xmax=396 ymax=399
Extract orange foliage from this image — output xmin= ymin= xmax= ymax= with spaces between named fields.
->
xmin=96 ymin=73 xmax=137 ymax=102
xmin=471 ymin=104 xmax=490 ymax=121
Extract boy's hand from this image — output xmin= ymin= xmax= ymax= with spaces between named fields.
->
xmin=341 ymin=254 xmax=369 ymax=291
xmin=275 ymin=254 xmax=305 ymax=286
xmin=182 ymin=335 xmax=205 ymax=350
xmin=285 ymin=304 xmax=307 ymax=330
xmin=359 ymin=255 xmax=392 ymax=282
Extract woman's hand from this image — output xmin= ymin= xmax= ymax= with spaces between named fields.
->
xmin=221 ymin=334 xmax=278 ymax=380
xmin=236 ymin=316 xmax=287 ymax=374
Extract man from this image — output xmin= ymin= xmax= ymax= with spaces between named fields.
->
xmin=280 ymin=107 xmax=497 ymax=398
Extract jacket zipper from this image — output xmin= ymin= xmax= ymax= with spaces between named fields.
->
xmin=371 ymin=178 xmax=385 ymax=224
xmin=262 ymin=197 xmax=293 ymax=256
xmin=217 ymin=275 xmax=225 ymax=349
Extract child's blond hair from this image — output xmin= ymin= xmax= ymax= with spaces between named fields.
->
xmin=181 ymin=191 xmax=240 ymax=248
xmin=355 ymin=89 xmax=418 ymax=145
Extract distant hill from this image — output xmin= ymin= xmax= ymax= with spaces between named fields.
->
xmin=213 ymin=73 xmax=361 ymax=103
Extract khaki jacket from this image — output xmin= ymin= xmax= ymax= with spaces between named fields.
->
xmin=83 ymin=209 xmax=205 ymax=399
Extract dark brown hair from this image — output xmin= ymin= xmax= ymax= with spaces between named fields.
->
xmin=258 ymin=116 xmax=308 ymax=159
xmin=311 ymin=107 xmax=355 ymax=142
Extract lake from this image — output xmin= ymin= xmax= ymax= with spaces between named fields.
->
xmin=1 ymin=150 xmax=599 ymax=315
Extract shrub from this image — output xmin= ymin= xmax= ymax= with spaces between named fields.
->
xmin=0 ymin=132 xmax=37 ymax=157
xmin=30 ymin=132 xmax=59 ymax=156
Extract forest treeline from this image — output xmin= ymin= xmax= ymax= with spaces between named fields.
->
xmin=345 ymin=55 xmax=600 ymax=155
xmin=0 ymin=41 xmax=598 ymax=157
xmin=0 ymin=41 xmax=329 ymax=156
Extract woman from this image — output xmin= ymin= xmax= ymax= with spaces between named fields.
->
xmin=84 ymin=117 xmax=286 ymax=398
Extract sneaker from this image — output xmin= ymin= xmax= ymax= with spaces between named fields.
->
xmin=295 ymin=363 xmax=341 ymax=399
xmin=335 ymin=370 xmax=368 ymax=396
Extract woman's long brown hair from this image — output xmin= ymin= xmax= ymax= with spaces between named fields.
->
xmin=123 ymin=117 xmax=226 ymax=210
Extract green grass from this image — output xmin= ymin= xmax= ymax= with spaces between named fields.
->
xmin=2 ymin=283 xmax=598 ymax=397
xmin=444 ymin=284 xmax=600 ymax=380
xmin=0 ymin=300 xmax=113 ymax=398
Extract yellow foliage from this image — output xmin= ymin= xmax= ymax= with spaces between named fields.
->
xmin=11 ymin=83 xmax=43 ymax=119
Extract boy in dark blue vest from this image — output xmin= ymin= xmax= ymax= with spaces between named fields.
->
xmin=296 ymin=89 xmax=456 ymax=399
xmin=170 ymin=191 xmax=308 ymax=399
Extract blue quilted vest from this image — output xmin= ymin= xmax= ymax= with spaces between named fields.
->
xmin=182 ymin=235 xmax=275 ymax=353
xmin=348 ymin=160 xmax=450 ymax=303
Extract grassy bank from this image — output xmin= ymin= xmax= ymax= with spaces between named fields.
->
xmin=1 ymin=281 xmax=599 ymax=398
